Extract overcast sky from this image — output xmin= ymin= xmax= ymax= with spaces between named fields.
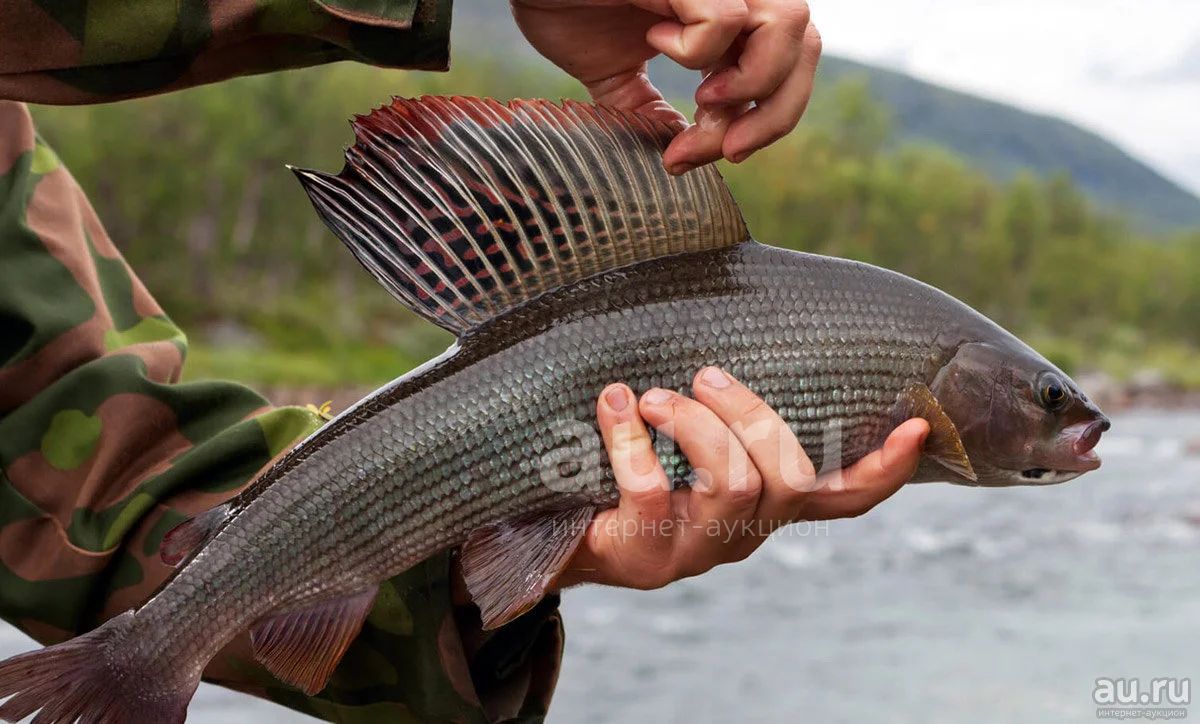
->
xmin=813 ymin=0 xmax=1200 ymax=195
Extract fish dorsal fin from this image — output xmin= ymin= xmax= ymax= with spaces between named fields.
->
xmin=460 ymin=505 xmax=595 ymax=630
xmin=293 ymin=96 xmax=748 ymax=336
xmin=892 ymin=383 xmax=978 ymax=483
xmin=250 ymin=586 xmax=378 ymax=695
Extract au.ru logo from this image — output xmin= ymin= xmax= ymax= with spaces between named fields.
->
xmin=1094 ymin=677 xmax=1189 ymax=720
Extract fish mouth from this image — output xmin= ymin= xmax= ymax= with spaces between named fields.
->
xmin=1020 ymin=418 xmax=1111 ymax=481
xmin=1018 ymin=464 xmax=1090 ymax=484
xmin=1073 ymin=418 xmax=1109 ymax=456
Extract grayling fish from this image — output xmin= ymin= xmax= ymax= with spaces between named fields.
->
xmin=0 ymin=96 xmax=1109 ymax=722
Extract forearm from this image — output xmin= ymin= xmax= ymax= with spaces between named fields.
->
xmin=0 ymin=0 xmax=452 ymax=105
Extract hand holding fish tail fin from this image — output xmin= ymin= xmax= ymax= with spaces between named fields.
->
xmin=292 ymin=96 xmax=749 ymax=337
xmin=0 ymin=612 xmax=197 ymax=724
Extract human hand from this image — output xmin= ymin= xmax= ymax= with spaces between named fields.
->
xmin=555 ymin=367 xmax=929 ymax=590
xmin=510 ymin=0 xmax=822 ymax=174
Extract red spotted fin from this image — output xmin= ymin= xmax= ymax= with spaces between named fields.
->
xmin=292 ymin=96 xmax=748 ymax=336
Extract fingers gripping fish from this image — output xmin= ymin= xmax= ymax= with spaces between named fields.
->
xmin=0 ymin=97 xmax=1109 ymax=722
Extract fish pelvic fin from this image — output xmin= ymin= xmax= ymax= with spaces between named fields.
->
xmin=0 ymin=611 xmax=197 ymax=724
xmin=892 ymin=383 xmax=978 ymax=483
xmin=292 ymin=96 xmax=749 ymax=337
xmin=250 ymin=586 xmax=378 ymax=696
xmin=460 ymin=505 xmax=595 ymax=630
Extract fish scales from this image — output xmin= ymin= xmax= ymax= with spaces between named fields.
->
xmin=0 ymin=98 xmax=1109 ymax=723
xmin=110 ymin=242 xmax=966 ymax=676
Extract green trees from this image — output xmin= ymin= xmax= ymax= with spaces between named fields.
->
xmin=724 ymin=80 xmax=1200 ymax=383
xmin=29 ymin=62 xmax=1200 ymax=386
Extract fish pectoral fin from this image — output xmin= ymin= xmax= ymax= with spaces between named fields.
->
xmin=892 ymin=383 xmax=978 ymax=483
xmin=460 ymin=505 xmax=596 ymax=630
xmin=160 ymin=503 xmax=230 ymax=566
xmin=250 ymin=586 xmax=379 ymax=696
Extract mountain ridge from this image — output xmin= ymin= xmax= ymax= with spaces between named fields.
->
xmin=819 ymin=57 xmax=1200 ymax=231
xmin=453 ymin=5 xmax=1200 ymax=232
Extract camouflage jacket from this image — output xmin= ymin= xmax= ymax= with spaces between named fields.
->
xmin=0 ymin=3 xmax=566 ymax=722
xmin=0 ymin=0 xmax=451 ymax=103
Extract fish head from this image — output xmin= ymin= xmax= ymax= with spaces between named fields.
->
xmin=930 ymin=341 xmax=1110 ymax=486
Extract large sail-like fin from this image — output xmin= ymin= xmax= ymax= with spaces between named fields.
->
xmin=293 ymin=96 xmax=748 ymax=336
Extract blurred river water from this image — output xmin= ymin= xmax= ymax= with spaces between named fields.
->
xmin=1 ymin=410 xmax=1196 ymax=722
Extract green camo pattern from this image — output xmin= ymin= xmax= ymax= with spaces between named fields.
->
xmin=0 ymin=0 xmax=452 ymax=103
xmin=0 ymin=93 xmax=561 ymax=722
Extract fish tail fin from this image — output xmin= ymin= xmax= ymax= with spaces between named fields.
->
xmin=0 ymin=611 xmax=197 ymax=723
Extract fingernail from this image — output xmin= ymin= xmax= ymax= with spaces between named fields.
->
xmin=695 ymin=85 xmax=720 ymax=105
xmin=605 ymin=386 xmax=629 ymax=412
xmin=668 ymin=163 xmax=696 ymax=176
xmin=642 ymin=388 xmax=671 ymax=406
xmin=730 ymin=151 xmax=749 ymax=164
xmin=700 ymin=366 xmax=731 ymax=388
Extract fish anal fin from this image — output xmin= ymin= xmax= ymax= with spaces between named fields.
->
xmin=293 ymin=96 xmax=748 ymax=337
xmin=460 ymin=505 xmax=595 ymax=630
xmin=250 ymin=586 xmax=378 ymax=695
xmin=160 ymin=504 xmax=230 ymax=566
xmin=893 ymin=383 xmax=978 ymax=482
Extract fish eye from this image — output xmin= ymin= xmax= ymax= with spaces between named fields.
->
xmin=1037 ymin=374 xmax=1069 ymax=411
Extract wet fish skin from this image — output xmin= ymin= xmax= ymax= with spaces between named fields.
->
xmin=204 ymin=240 xmax=989 ymax=611
xmin=0 ymin=97 xmax=1109 ymax=722
xmin=70 ymin=242 xmax=962 ymax=690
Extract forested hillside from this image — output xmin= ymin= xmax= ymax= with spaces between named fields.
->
xmin=29 ymin=53 xmax=1200 ymax=388
xmin=460 ymin=3 xmax=1200 ymax=232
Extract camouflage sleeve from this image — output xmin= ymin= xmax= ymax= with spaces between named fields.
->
xmin=0 ymin=0 xmax=452 ymax=105
xmin=0 ymin=99 xmax=563 ymax=722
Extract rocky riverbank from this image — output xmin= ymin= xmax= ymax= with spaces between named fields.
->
xmin=1073 ymin=371 xmax=1200 ymax=412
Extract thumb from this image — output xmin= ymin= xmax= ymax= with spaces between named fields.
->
xmin=584 ymin=67 xmax=688 ymax=133
xmin=661 ymin=44 xmax=745 ymax=174
xmin=816 ymin=417 xmax=929 ymax=498
xmin=881 ymin=418 xmax=931 ymax=475
xmin=794 ymin=419 xmax=930 ymax=522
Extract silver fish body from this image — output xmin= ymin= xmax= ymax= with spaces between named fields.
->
xmin=0 ymin=97 xmax=1108 ymax=723
xmin=142 ymin=241 xmax=995 ymax=652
